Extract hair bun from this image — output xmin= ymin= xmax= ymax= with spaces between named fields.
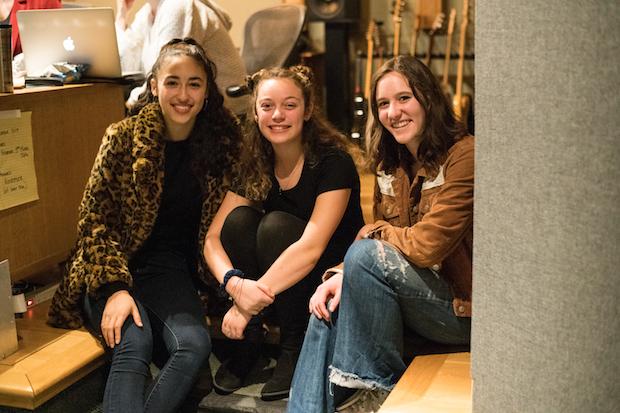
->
xmin=290 ymin=65 xmax=313 ymax=85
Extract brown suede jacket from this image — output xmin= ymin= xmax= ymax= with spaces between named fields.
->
xmin=368 ymin=135 xmax=474 ymax=317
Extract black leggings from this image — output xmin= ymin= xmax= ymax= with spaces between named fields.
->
xmin=221 ymin=206 xmax=339 ymax=350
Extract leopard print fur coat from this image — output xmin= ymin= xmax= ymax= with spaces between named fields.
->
xmin=48 ymin=103 xmax=240 ymax=329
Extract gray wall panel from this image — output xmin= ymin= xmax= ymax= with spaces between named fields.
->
xmin=473 ymin=1 xmax=620 ymax=412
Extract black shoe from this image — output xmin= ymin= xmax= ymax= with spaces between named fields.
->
xmin=213 ymin=339 xmax=262 ymax=395
xmin=260 ymin=348 xmax=299 ymax=401
xmin=213 ymin=360 xmax=245 ymax=395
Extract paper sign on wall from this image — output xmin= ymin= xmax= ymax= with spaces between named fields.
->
xmin=0 ymin=111 xmax=38 ymax=211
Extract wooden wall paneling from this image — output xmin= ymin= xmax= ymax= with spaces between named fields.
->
xmin=0 ymin=84 xmax=125 ymax=282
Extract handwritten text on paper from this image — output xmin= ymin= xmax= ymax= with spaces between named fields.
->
xmin=0 ymin=111 xmax=38 ymax=210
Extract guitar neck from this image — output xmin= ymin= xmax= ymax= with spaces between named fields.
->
xmin=454 ymin=0 xmax=469 ymax=100
xmin=393 ymin=18 xmax=401 ymax=56
xmin=392 ymin=0 xmax=404 ymax=57
xmin=364 ymin=24 xmax=376 ymax=100
xmin=424 ymin=32 xmax=435 ymax=66
xmin=442 ymin=8 xmax=457 ymax=86
xmin=364 ymin=43 xmax=374 ymax=99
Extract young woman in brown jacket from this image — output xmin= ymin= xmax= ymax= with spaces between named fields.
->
xmin=288 ymin=55 xmax=474 ymax=413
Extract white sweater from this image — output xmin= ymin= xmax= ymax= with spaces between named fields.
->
xmin=117 ymin=0 xmax=248 ymax=115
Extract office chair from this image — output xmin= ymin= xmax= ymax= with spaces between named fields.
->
xmin=227 ymin=4 xmax=306 ymax=97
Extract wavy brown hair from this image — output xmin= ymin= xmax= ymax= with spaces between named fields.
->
xmin=131 ymin=38 xmax=241 ymax=188
xmin=238 ymin=65 xmax=359 ymax=200
xmin=366 ymin=56 xmax=468 ymax=178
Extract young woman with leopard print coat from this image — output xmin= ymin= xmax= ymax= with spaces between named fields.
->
xmin=47 ymin=38 xmax=241 ymax=412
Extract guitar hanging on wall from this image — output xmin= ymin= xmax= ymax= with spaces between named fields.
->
xmin=452 ymin=0 xmax=471 ymax=122
xmin=423 ymin=13 xmax=446 ymax=67
xmin=441 ymin=8 xmax=457 ymax=97
xmin=391 ymin=0 xmax=406 ymax=56
xmin=364 ymin=19 xmax=378 ymax=101
xmin=350 ymin=20 xmax=379 ymax=144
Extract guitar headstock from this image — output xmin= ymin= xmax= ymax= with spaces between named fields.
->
xmin=391 ymin=0 xmax=406 ymax=22
xmin=462 ymin=0 xmax=470 ymax=28
xmin=366 ymin=19 xmax=377 ymax=42
xmin=372 ymin=22 xmax=382 ymax=49
xmin=429 ymin=12 xmax=445 ymax=35
xmin=447 ymin=8 xmax=457 ymax=36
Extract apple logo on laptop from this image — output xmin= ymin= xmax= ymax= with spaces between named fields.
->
xmin=62 ymin=36 xmax=75 ymax=52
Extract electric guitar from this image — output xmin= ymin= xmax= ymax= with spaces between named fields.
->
xmin=423 ymin=13 xmax=445 ymax=67
xmin=452 ymin=0 xmax=471 ymax=121
xmin=391 ymin=0 xmax=406 ymax=56
xmin=441 ymin=8 xmax=457 ymax=96
xmin=364 ymin=19 xmax=378 ymax=100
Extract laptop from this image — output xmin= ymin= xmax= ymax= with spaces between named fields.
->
xmin=17 ymin=7 xmax=140 ymax=79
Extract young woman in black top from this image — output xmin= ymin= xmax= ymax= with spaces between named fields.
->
xmin=48 ymin=38 xmax=241 ymax=412
xmin=203 ymin=65 xmax=364 ymax=400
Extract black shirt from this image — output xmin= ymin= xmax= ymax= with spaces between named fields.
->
xmin=262 ymin=149 xmax=364 ymax=258
xmin=133 ymin=139 xmax=203 ymax=271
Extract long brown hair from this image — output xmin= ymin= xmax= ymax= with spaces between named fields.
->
xmin=366 ymin=56 xmax=468 ymax=177
xmin=238 ymin=65 xmax=358 ymax=200
xmin=131 ymin=38 xmax=240 ymax=186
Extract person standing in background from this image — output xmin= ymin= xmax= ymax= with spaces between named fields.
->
xmin=1 ymin=0 xmax=61 ymax=56
xmin=115 ymin=0 xmax=248 ymax=115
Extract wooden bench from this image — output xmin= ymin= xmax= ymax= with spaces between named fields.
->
xmin=379 ymin=352 xmax=472 ymax=413
xmin=0 ymin=301 xmax=105 ymax=410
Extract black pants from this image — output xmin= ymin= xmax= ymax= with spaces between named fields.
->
xmin=221 ymin=206 xmax=341 ymax=350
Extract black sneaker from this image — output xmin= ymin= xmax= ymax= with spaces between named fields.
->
xmin=260 ymin=348 xmax=299 ymax=401
xmin=213 ymin=337 xmax=262 ymax=395
xmin=213 ymin=360 xmax=245 ymax=395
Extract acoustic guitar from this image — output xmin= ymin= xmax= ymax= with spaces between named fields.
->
xmin=452 ymin=0 xmax=471 ymax=121
xmin=391 ymin=0 xmax=406 ymax=56
xmin=441 ymin=8 xmax=457 ymax=96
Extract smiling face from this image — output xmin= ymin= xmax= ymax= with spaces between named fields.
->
xmin=255 ymin=77 xmax=308 ymax=147
xmin=150 ymin=54 xmax=208 ymax=141
xmin=376 ymin=71 xmax=426 ymax=155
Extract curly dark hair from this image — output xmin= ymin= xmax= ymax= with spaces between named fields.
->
xmin=131 ymin=38 xmax=241 ymax=189
xmin=366 ymin=55 xmax=468 ymax=178
xmin=238 ymin=65 xmax=360 ymax=200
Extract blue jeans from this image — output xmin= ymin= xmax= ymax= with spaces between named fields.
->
xmin=83 ymin=252 xmax=211 ymax=413
xmin=288 ymin=239 xmax=471 ymax=412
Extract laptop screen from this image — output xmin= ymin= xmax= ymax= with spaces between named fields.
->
xmin=16 ymin=7 xmax=124 ymax=78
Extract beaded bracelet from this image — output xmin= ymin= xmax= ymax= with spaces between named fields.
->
xmin=220 ymin=268 xmax=244 ymax=297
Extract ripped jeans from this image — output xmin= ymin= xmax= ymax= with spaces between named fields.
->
xmin=287 ymin=239 xmax=471 ymax=413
